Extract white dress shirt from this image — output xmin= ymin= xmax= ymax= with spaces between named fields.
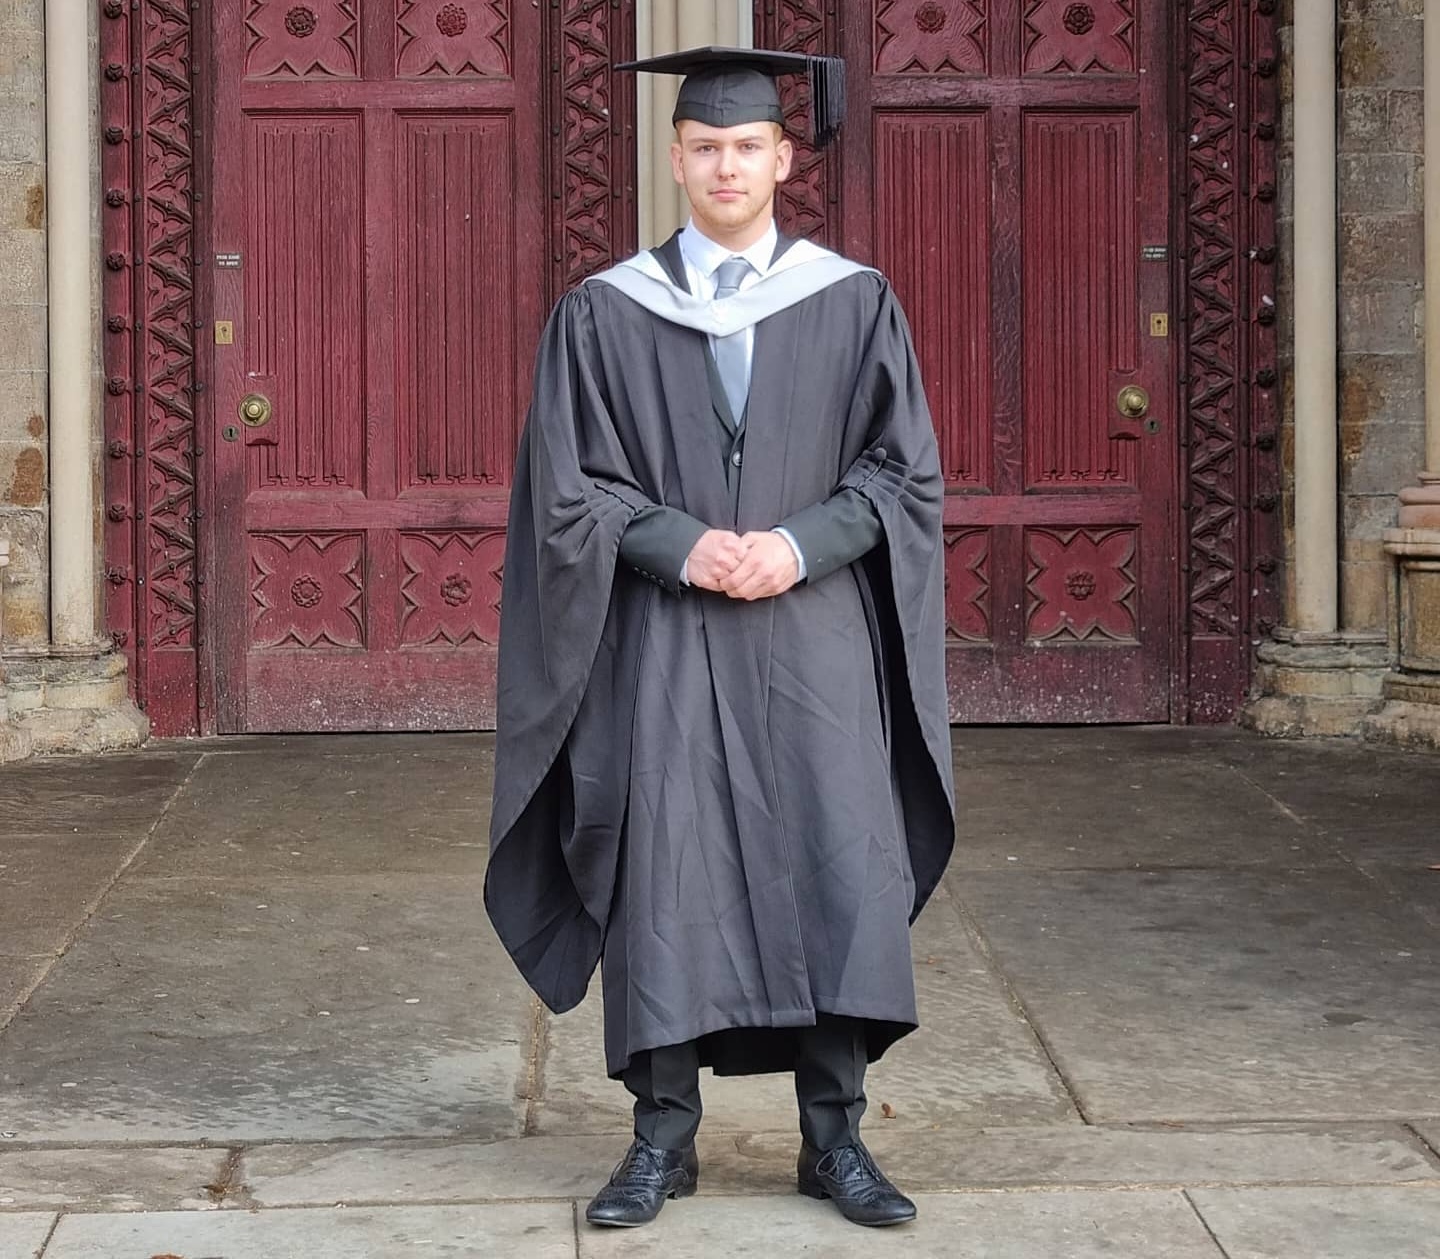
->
xmin=675 ymin=219 xmax=807 ymax=585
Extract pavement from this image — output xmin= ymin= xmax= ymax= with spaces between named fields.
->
xmin=0 ymin=726 xmax=1437 ymax=1258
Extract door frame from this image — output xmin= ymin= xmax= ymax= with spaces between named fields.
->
xmin=101 ymin=0 xmax=636 ymax=736
xmin=101 ymin=0 xmax=1276 ymax=734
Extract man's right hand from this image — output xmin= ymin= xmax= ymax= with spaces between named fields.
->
xmin=685 ymin=529 xmax=748 ymax=591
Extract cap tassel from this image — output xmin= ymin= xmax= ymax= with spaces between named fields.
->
xmin=808 ymin=56 xmax=846 ymax=148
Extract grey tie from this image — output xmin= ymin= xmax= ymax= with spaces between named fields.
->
xmin=712 ymin=256 xmax=751 ymax=425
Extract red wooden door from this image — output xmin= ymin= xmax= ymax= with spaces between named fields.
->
xmin=208 ymin=1 xmax=546 ymax=731
xmin=841 ymin=0 xmax=1175 ymax=721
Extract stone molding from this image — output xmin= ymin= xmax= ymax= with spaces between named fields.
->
xmin=1361 ymin=526 xmax=1440 ymax=750
xmin=1241 ymin=628 xmax=1390 ymax=739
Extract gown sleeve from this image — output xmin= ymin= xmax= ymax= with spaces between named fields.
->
xmin=485 ymin=286 xmax=670 ymax=1010
xmin=824 ymin=280 xmax=957 ymax=917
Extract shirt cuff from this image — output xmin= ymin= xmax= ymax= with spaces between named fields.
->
xmin=680 ymin=558 xmax=689 ymax=587
xmin=772 ymin=527 xmax=807 ymax=581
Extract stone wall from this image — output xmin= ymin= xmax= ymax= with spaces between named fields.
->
xmin=1336 ymin=0 xmax=1426 ymax=635
xmin=0 ymin=0 xmax=48 ymax=654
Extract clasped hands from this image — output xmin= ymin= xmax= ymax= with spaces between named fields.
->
xmin=686 ymin=529 xmax=799 ymax=601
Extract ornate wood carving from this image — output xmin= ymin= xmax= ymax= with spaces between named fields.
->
xmin=755 ymin=0 xmax=839 ymax=246
xmin=398 ymin=530 xmax=505 ymax=645
xmin=101 ymin=0 xmax=201 ymax=733
xmin=1184 ymin=0 xmax=1277 ymax=718
xmin=245 ymin=0 xmax=360 ymax=78
xmin=250 ymin=532 xmax=365 ymax=648
xmin=874 ymin=113 xmax=989 ymax=486
xmin=247 ymin=117 xmax=364 ymax=489
xmin=1023 ymin=0 xmax=1135 ymax=75
xmin=1025 ymin=526 xmax=1138 ymax=643
xmin=399 ymin=117 xmax=513 ymax=484
xmin=1023 ymin=112 xmax=1137 ymax=487
xmin=1244 ymin=0 xmax=1281 ymax=649
xmin=944 ymin=528 xmax=992 ymax=642
xmin=551 ymin=0 xmax=636 ymax=294
xmin=396 ymin=0 xmax=511 ymax=78
xmin=874 ymin=0 xmax=987 ymax=75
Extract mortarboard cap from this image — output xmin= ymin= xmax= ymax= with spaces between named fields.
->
xmin=616 ymin=46 xmax=846 ymax=149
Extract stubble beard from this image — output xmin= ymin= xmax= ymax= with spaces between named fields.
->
xmin=692 ymin=185 xmax=776 ymax=245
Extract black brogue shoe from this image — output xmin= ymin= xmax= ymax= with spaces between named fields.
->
xmin=797 ymin=1141 xmax=917 ymax=1227
xmin=584 ymin=1136 xmax=699 ymax=1227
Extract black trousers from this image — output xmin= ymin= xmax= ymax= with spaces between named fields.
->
xmin=621 ymin=1014 xmax=868 ymax=1152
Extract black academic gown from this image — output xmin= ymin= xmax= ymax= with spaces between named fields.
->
xmin=486 ymin=231 xmax=955 ymax=1078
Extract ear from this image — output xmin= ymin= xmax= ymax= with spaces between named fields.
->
xmin=774 ymin=134 xmax=795 ymax=184
xmin=669 ymin=138 xmax=685 ymax=186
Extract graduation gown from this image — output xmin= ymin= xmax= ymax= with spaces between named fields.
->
xmin=485 ymin=232 xmax=955 ymax=1078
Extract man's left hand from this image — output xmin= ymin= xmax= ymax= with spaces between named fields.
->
xmin=719 ymin=532 xmax=800 ymax=601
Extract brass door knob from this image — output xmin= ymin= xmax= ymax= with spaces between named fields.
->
xmin=1116 ymin=385 xmax=1150 ymax=419
xmin=239 ymin=393 xmax=273 ymax=427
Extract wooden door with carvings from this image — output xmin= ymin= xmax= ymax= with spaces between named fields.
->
xmin=836 ymin=0 xmax=1175 ymax=720
xmin=208 ymin=1 xmax=545 ymax=730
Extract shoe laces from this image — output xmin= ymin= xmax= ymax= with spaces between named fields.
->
xmin=609 ymin=1138 xmax=670 ymax=1186
xmin=817 ymin=1142 xmax=892 ymax=1191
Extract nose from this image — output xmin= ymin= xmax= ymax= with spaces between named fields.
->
xmin=715 ymin=147 xmax=738 ymax=178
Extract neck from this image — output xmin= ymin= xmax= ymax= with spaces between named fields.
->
xmin=688 ymin=208 xmax=775 ymax=254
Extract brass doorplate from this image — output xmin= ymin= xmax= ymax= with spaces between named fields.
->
xmin=215 ymin=320 xmax=234 ymax=345
xmin=1149 ymin=312 xmax=1169 ymax=338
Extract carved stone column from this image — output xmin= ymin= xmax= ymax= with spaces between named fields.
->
xmin=9 ymin=0 xmax=149 ymax=755
xmin=46 ymin=0 xmax=98 ymax=650
xmin=1243 ymin=0 xmax=1391 ymax=737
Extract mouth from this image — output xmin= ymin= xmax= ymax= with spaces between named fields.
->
xmin=710 ymin=189 xmax=745 ymax=201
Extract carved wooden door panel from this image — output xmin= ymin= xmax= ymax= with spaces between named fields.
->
xmin=208 ymin=1 xmax=545 ymax=730
xmin=839 ymin=0 xmax=1175 ymax=720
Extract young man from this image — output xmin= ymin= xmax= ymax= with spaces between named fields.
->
xmin=486 ymin=48 xmax=955 ymax=1229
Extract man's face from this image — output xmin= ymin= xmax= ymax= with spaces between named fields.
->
xmin=670 ymin=120 xmax=794 ymax=241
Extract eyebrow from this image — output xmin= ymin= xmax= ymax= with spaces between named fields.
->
xmin=686 ymin=131 xmax=771 ymax=145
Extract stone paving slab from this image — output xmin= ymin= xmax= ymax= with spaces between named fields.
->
xmin=578 ymin=1190 xmax=1225 ymax=1258
xmin=1229 ymin=739 xmax=1438 ymax=848
xmin=948 ymin=749 xmax=1320 ymax=872
xmin=0 ymin=957 xmax=46 ymax=1017
xmin=152 ymin=733 xmax=493 ymax=757
xmin=41 ymin=1201 xmax=576 ymax=1259
xmin=237 ymin=1122 xmax=1439 ymax=1210
xmin=1190 ymin=1186 xmax=1440 ymax=1258
xmin=1414 ymin=1122 xmax=1440 ymax=1155
xmin=128 ymin=747 xmax=495 ymax=879
xmin=535 ymin=887 xmax=1076 ymax=1137
xmin=0 ymin=1213 xmax=52 ymax=1259
xmin=0 ymin=752 xmax=198 ymax=836
xmin=0 ymin=874 xmax=532 ymax=1143
xmin=960 ymin=867 xmax=1440 ymax=1123
xmin=0 ymin=1147 xmax=227 ymax=1212
xmin=727 ymin=1122 xmax=1440 ymax=1193
xmin=0 ymin=836 xmax=137 ymax=957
